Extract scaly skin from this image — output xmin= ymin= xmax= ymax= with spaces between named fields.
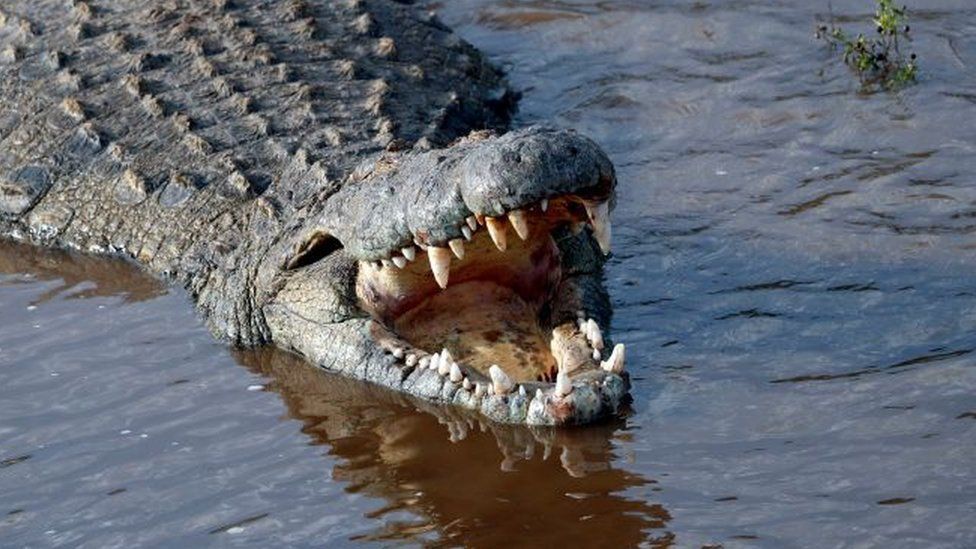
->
xmin=0 ymin=0 xmax=629 ymax=425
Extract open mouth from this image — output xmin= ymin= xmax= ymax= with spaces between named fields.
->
xmin=355 ymin=188 xmax=625 ymax=404
xmin=274 ymin=128 xmax=629 ymax=425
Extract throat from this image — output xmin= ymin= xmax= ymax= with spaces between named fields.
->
xmin=356 ymin=223 xmax=565 ymax=383
xmin=393 ymin=280 xmax=557 ymax=381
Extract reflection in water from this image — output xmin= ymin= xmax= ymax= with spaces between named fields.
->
xmin=235 ymin=348 xmax=672 ymax=546
xmin=0 ymin=240 xmax=671 ymax=546
xmin=0 ymin=240 xmax=164 ymax=304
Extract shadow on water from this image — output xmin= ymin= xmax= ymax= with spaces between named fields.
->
xmin=233 ymin=347 xmax=673 ymax=546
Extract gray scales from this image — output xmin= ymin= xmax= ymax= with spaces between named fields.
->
xmin=0 ymin=0 xmax=628 ymax=425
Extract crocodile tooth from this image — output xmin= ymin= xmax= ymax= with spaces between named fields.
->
xmin=462 ymin=377 xmax=473 ymax=390
xmin=381 ymin=258 xmax=393 ymax=268
xmin=391 ymin=347 xmax=404 ymax=359
xmin=461 ymin=225 xmax=473 ymax=241
xmin=450 ymin=363 xmax=463 ymax=382
xmin=438 ymin=350 xmax=452 ymax=376
xmin=465 ymin=216 xmax=478 ymax=231
xmin=601 ymin=343 xmax=625 ymax=374
xmin=489 ymin=364 xmax=514 ymax=395
xmin=428 ymin=353 xmax=440 ymax=371
xmin=448 ymin=238 xmax=465 ymax=260
xmin=485 ymin=217 xmax=507 ymax=251
xmin=508 ymin=209 xmax=530 ymax=240
xmin=555 ymin=369 xmax=573 ymax=397
xmin=391 ymin=255 xmax=407 ymax=269
xmin=541 ymin=198 xmax=549 ymax=212
xmin=428 ymin=246 xmax=451 ymax=288
xmin=586 ymin=319 xmax=604 ymax=350
xmin=584 ymin=200 xmax=611 ymax=254
xmin=474 ymin=382 xmax=486 ymax=398
xmin=419 ymin=356 xmax=430 ymax=369
xmin=518 ymin=385 xmax=526 ymax=397
xmin=535 ymin=388 xmax=544 ymax=401
xmin=405 ymin=353 xmax=417 ymax=367
xmin=401 ymin=246 xmax=416 ymax=261
xmin=592 ymin=348 xmax=601 ymax=361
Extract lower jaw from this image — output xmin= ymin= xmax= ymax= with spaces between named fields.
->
xmin=361 ymin=266 xmax=630 ymax=426
xmin=355 ymin=227 xmax=628 ymax=425
xmin=273 ymin=304 xmax=630 ymax=426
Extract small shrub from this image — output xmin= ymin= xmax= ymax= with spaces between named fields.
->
xmin=816 ymin=0 xmax=918 ymax=91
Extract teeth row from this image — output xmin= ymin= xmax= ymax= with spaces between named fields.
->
xmin=388 ymin=346 xmax=530 ymax=400
xmin=387 ymin=338 xmax=623 ymax=405
xmin=372 ymin=313 xmax=624 ymax=428
xmin=398 ymin=346 xmax=480 ymax=389
xmin=372 ymin=198 xmax=611 ymax=290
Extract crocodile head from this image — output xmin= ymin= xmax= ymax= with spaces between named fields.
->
xmin=263 ymin=127 xmax=629 ymax=426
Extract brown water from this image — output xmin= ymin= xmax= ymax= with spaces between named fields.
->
xmin=3 ymin=1 xmax=976 ymax=546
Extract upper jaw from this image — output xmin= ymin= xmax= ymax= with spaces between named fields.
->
xmin=305 ymin=126 xmax=615 ymax=263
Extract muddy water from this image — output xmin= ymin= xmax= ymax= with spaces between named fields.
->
xmin=2 ymin=0 xmax=976 ymax=546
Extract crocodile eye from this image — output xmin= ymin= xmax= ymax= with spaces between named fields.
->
xmin=286 ymin=231 xmax=343 ymax=270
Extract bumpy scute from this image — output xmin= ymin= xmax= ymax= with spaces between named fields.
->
xmin=0 ymin=0 xmax=514 ymax=343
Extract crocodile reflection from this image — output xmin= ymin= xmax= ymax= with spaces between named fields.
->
xmin=234 ymin=347 xmax=673 ymax=546
xmin=0 ymin=240 xmax=164 ymax=304
xmin=0 ymin=241 xmax=672 ymax=545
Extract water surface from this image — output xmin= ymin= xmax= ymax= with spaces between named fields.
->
xmin=3 ymin=0 xmax=976 ymax=546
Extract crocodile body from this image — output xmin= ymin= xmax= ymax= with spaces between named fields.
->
xmin=0 ymin=0 xmax=629 ymax=425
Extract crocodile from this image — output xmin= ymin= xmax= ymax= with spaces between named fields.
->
xmin=0 ymin=0 xmax=629 ymax=425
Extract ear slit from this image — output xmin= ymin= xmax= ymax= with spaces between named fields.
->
xmin=286 ymin=231 xmax=343 ymax=270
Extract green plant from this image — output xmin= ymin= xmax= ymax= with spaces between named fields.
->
xmin=816 ymin=0 xmax=918 ymax=91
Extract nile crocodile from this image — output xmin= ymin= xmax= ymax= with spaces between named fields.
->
xmin=0 ymin=0 xmax=628 ymax=425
